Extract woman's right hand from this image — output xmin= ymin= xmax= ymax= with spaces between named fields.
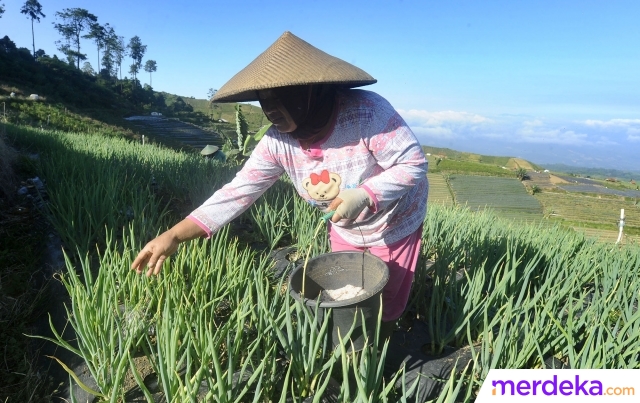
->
xmin=131 ymin=218 xmax=207 ymax=276
xmin=131 ymin=230 xmax=180 ymax=276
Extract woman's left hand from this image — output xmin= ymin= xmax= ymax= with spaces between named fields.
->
xmin=328 ymin=188 xmax=372 ymax=222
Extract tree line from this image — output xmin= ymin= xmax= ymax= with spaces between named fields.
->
xmin=3 ymin=1 xmax=157 ymax=87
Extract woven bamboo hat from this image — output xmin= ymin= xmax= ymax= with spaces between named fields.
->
xmin=212 ymin=31 xmax=376 ymax=103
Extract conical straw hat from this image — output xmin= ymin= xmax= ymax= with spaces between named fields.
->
xmin=200 ymin=144 xmax=219 ymax=155
xmin=212 ymin=31 xmax=376 ymax=103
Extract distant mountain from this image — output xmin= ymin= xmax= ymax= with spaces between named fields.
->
xmin=421 ymin=145 xmax=543 ymax=171
xmin=420 ymin=144 xmax=639 ymax=181
xmin=418 ymin=138 xmax=637 ymax=174
xmin=541 ymin=164 xmax=640 ymax=182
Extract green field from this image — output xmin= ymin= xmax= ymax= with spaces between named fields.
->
xmin=448 ymin=175 xmax=543 ymax=221
xmin=429 ymin=158 xmax=517 ymax=177
xmin=423 ymin=145 xmax=544 ymax=170
xmin=423 ymin=145 xmax=512 ymax=166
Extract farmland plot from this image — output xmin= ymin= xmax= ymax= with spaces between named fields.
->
xmin=426 ymin=172 xmax=454 ymax=206
xmin=559 ymin=184 xmax=640 ymax=198
xmin=571 ymin=227 xmax=639 ymax=243
xmin=448 ymin=175 xmax=543 ymax=221
xmin=535 ymin=192 xmax=640 ymax=242
xmin=524 ymin=171 xmax=558 ymax=189
xmin=554 ymin=174 xmax=600 ymax=185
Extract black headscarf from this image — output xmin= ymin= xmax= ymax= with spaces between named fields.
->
xmin=271 ymin=84 xmax=337 ymax=140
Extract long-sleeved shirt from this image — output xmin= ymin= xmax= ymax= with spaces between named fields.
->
xmin=189 ymin=89 xmax=429 ymax=247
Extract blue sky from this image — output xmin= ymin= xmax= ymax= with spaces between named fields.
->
xmin=3 ymin=0 xmax=639 ymax=171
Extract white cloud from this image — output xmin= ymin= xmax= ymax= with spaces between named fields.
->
xmin=583 ymin=119 xmax=640 ymax=140
xmin=392 ymin=110 xmax=637 ymax=170
xmin=594 ymin=136 xmax=619 ymax=146
xmin=399 ymin=109 xmax=635 ymax=148
xmin=398 ymin=109 xmax=494 ymax=139
xmin=398 ymin=110 xmax=492 ymax=125
xmin=516 ymin=124 xmax=589 ymax=145
xmin=522 ymin=119 xmax=545 ymax=128
xmin=417 ymin=126 xmax=457 ymax=139
xmin=584 ymin=118 xmax=640 ymax=128
xmin=401 ymin=109 xmax=593 ymax=145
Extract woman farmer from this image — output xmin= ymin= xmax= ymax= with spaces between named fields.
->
xmin=132 ymin=31 xmax=429 ymax=334
xmin=200 ymin=144 xmax=225 ymax=162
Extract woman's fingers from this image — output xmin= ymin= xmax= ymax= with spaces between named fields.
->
xmin=134 ymin=232 xmax=180 ymax=276
xmin=327 ymin=197 xmax=342 ymax=211
xmin=132 ymin=243 xmax=167 ymax=276
xmin=132 ymin=249 xmax=152 ymax=273
xmin=328 ymin=198 xmax=343 ymax=222
xmin=330 ymin=211 xmax=343 ymax=223
xmin=131 ymin=222 xmax=194 ymax=277
xmin=146 ymin=255 xmax=166 ymax=277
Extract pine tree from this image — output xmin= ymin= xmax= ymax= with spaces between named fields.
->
xmin=20 ymin=0 xmax=45 ymax=58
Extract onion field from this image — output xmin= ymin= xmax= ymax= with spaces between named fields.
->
xmin=448 ymin=174 xmax=543 ymax=221
xmin=6 ymin=124 xmax=640 ymax=402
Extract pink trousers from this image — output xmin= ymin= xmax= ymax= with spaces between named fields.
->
xmin=328 ymin=224 xmax=423 ymax=322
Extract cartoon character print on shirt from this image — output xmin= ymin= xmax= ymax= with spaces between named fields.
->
xmin=302 ymin=169 xmax=341 ymax=210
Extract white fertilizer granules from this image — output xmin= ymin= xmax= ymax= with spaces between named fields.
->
xmin=321 ymin=284 xmax=365 ymax=301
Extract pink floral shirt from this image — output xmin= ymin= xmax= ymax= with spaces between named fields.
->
xmin=189 ymin=89 xmax=429 ymax=247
